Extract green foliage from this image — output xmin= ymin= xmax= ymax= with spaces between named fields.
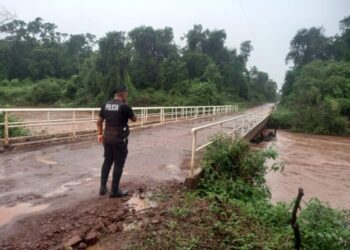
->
xmin=269 ymin=107 xmax=295 ymax=129
xmin=187 ymin=81 xmax=222 ymax=105
xmin=279 ymin=60 xmax=350 ymax=134
xmin=1 ymin=19 xmax=277 ymax=107
xmin=64 ymin=82 xmax=77 ymax=99
xmin=0 ymin=113 xmax=30 ymax=139
xmin=280 ymin=16 xmax=350 ymax=135
xmin=199 ymin=137 xmax=281 ymax=201
xmin=30 ymin=79 xmax=61 ymax=104
xmin=286 ymin=27 xmax=331 ymax=68
xmin=0 ymin=17 xmax=95 ymax=80
xmin=299 ymin=198 xmax=350 ymax=250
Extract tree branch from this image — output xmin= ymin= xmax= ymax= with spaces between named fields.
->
xmin=290 ymin=187 xmax=304 ymax=250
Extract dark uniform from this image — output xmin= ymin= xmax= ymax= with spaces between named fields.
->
xmin=99 ymin=99 xmax=135 ymax=194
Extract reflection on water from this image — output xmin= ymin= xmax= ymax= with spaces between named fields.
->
xmin=0 ymin=202 xmax=49 ymax=227
xmin=260 ymin=130 xmax=350 ymax=209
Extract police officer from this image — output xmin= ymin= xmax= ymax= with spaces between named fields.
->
xmin=96 ymin=85 xmax=137 ymax=198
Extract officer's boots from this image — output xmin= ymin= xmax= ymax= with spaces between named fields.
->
xmin=109 ymin=188 xmax=128 ymax=198
xmin=99 ymin=180 xmax=108 ymax=196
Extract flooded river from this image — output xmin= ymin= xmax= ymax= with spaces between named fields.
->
xmin=261 ymin=130 xmax=350 ymax=209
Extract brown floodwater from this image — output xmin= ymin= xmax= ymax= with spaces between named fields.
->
xmin=260 ymin=130 xmax=350 ymax=209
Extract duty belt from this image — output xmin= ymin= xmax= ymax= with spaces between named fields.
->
xmin=103 ymin=126 xmax=129 ymax=143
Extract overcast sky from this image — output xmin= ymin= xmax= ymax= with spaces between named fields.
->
xmin=2 ymin=0 xmax=350 ymax=88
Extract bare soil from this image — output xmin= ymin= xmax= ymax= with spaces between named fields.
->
xmin=0 ymin=182 xmax=181 ymax=250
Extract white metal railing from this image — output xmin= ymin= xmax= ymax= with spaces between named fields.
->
xmin=0 ymin=105 xmax=238 ymax=146
xmin=189 ymin=105 xmax=274 ymax=177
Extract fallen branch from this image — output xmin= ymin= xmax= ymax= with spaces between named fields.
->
xmin=290 ymin=188 xmax=304 ymax=250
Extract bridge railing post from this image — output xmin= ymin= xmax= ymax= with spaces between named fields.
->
xmin=232 ymin=120 xmax=236 ymax=140
xmin=4 ymin=111 xmax=9 ymax=146
xmin=72 ymin=111 xmax=76 ymax=140
xmin=190 ymin=130 xmax=197 ymax=178
xmin=141 ymin=109 xmax=144 ymax=126
xmin=159 ymin=108 xmax=162 ymax=123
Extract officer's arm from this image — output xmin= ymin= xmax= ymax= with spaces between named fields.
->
xmin=97 ymin=117 xmax=104 ymax=144
xmin=127 ymin=105 xmax=137 ymax=122
xmin=97 ymin=105 xmax=105 ymax=143
xmin=97 ymin=117 xmax=104 ymax=135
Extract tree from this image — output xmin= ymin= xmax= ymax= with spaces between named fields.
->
xmin=203 ymin=62 xmax=222 ymax=86
xmin=239 ymin=40 xmax=253 ymax=63
xmin=202 ymin=29 xmax=227 ymax=66
xmin=159 ymin=58 xmax=188 ymax=90
xmin=183 ymin=51 xmax=211 ymax=79
xmin=334 ymin=16 xmax=350 ymax=61
xmin=128 ymin=26 xmax=177 ymax=89
xmin=184 ymin=24 xmax=207 ymax=52
xmin=286 ymin=27 xmax=331 ymax=68
xmin=0 ymin=7 xmax=15 ymax=26
xmin=64 ymin=33 xmax=96 ymax=75
xmin=0 ymin=19 xmax=277 ymax=107
xmin=95 ymin=31 xmax=128 ymax=100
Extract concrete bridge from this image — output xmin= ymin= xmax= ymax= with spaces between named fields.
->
xmin=0 ymin=104 xmax=273 ymax=230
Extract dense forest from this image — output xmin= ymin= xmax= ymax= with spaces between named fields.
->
xmin=273 ymin=15 xmax=350 ymax=135
xmin=0 ymin=17 xmax=277 ymax=107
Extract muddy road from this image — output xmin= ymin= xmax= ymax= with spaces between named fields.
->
xmin=0 ymin=106 xmax=270 ymax=236
xmin=263 ymin=130 xmax=350 ymax=209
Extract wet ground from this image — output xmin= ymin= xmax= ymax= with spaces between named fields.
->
xmin=0 ymin=105 xmax=271 ymax=236
xmin=263 ymin=130 xmax=350 ymax=209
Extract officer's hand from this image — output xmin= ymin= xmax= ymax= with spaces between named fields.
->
xmin=97 ymin=134 xmax=103 ymax=144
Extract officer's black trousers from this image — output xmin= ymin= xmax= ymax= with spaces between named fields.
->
xmin=101 ymin=142 xmax=128 ymax=192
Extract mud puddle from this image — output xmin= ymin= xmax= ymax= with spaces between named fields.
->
xmin=127 ymin=194 xmax=157 ymax=212
xmin=260 ymin=130 xmax=350 ymax=209
xmin=44 ymin=180 xmax=82 ymax=198
xmin=0 ymin=202 xmax=49 ymax=227
xmin=36 ymin=157 xmax=58 ymax=165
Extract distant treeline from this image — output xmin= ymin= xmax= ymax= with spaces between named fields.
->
xmin=0 ymin=18 xmax=277 ymax=107
xmin=271 ymin=15 xmax=350 ymax=135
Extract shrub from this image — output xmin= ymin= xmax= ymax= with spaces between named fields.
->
xmin=64 ymin=82 xmax=77 ymax=99
xmin=30 ymin=79 xmax=61 ymax=104
xmin=299 ymin=198 xmax=350 ymax=249
xmin=199 ymin=137 xmax=282 ymax=201
xmin=268 ymin=107 xmax=295 ymax=129
xmin=0 ymin=113 xmax=30 ymax=139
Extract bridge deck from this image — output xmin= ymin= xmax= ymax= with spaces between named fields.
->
xmin=0 ymin=105 xmax=270 ymax=229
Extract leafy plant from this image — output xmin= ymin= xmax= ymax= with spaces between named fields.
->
xmin=0 ymin=113 xmax=30 ymax=139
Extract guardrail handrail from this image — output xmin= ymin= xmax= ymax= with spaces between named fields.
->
xmin=0 ymin=105 xmax=231 ymax=112
xmin=0 ymin=105 xmax=238 ymax=147
xmin=189 ymin=105 xmax=274 ymax=177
